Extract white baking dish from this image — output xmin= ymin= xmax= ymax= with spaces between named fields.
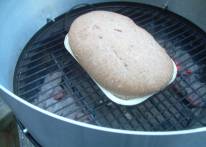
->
xmin=64 ymin=34 xmax=177 ymax=106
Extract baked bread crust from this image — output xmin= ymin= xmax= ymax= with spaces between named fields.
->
xmin=68 ymin=11 xmax=174 ymax=99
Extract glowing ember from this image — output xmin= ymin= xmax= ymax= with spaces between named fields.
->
xmin=185 ymin=69 xmax=192 ymax=75
xmin=176 ymin=64 xmax=181 ymax=71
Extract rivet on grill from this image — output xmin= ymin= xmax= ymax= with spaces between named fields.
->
xmin=23 ymin=128 xmax=28 ymax=134
xmin=99 ymin=100 xmax=103 ymax=104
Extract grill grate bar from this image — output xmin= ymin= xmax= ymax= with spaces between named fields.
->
xmin=172 ymin=81 xmax=206 ymax=106
xmin=136 ymin=12 xmax=161 ymax=26
xmin=30 ymin=31 xmax=66 ymax=51
xmin=143 ymin=102 xmax=170 ymax=130
xmin=135 ymin=106 xmax=156 ymax=130
xmin=19 ymin=45 xmax=63 ymax=69
xmin=157 ymin=92 xmax=191 ymax=128
xmin=172 ymin=41 xmax=204 ymax=64
xmin=148 ymin=97 xmax=179 ymax=130
xmin=125 ymin=107 xmax=147 ymax=130
xmin=74 ymin=79 xmax=134 ymax=129
xmin=159 ymin=27 xmax=192 ymax=48
xmin=51 ymin=54 xmax=99 ymax=124
xmin=74 ymin=101 xmax=111 ymax=126
xmin=17 ymin=57 xmax=75 ymax=90
xmin=141 ymin=15 xmax=170 ymax=30
xmin=132 ymin=10 xmax=157 ymax=23
xmin=126 ymin=8 xmax=151 ymax=18
xmin=22 ymin=36 xmax=64 ymax=61
xmin=178 ymin=47 xmax=206 ymax=71
xmin=18 ymin=63 xmax=59 ymax=82
xmin=113 ymin=105 xmax=136 ymax=129
xmin=153 ymin=21 xmax=183 ymax=37
xmin=18 ymin=50 xmax=70 ymax=82
xmin=169 ymin=80 xmax=206 ymax=107
xmin=19 ymin=48 xmax=69 ymax=73
xmin=173 ymin=32 xmax=201 ymax=48
xmin=77 ymin=79 xmax=135 ymax=129
xmin=167 ymin=87 xmax=205 ymax=126
xmin=177 ymin=76 xmax=206 ymax=105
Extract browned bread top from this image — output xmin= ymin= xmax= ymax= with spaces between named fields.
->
xmin=68 ymin=11 xmax=174 ymax=99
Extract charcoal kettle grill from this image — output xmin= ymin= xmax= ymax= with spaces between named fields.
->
xmin=1 ymin=0 xmax=206 ymax=147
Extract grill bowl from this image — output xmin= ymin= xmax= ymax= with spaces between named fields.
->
xmin=1 ymin=1 xmax=206 ymax=147
xmin=13 ymin=2 xmax=206 ymax=131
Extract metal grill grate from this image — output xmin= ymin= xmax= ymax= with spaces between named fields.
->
xmin=14 ymin=2 xmax=206 ymax=131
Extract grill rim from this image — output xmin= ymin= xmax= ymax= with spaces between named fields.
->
xmin=12 ymin=1 xmax=206 ymax=134
xmin=2 ymin=85 xmax=206 ymax=136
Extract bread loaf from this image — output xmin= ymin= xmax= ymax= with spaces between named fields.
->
xmin=68 ymin=11 xmax=174 ymax=100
